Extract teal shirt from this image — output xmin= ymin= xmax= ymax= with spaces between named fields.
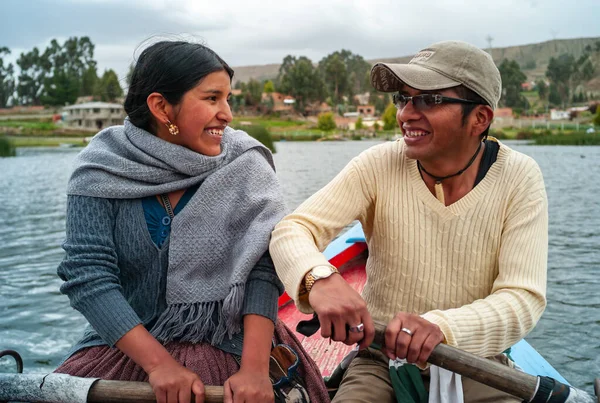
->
xmin=141 ymin=185 xmax=199 ymax=248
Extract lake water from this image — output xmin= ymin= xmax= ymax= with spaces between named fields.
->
xmin=0 ymin=140 xmax=599 ymax=393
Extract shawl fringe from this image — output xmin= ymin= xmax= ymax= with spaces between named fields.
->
xmin=151 ymin=284 xmax=246 ymax=345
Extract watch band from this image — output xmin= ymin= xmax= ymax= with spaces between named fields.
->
xmin=304 ymin=266 xmax=339 ymax=293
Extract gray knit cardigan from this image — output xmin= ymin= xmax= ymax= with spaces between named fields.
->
xmin=57 ymin=195 xmax=284 ymax=360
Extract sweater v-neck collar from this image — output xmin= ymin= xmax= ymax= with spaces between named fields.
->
xmin=406 ymin=141 xmax=509 ymax=219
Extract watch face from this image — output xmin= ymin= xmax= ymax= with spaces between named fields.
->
xmin=312 ymin=266 xmax=333 ymax=279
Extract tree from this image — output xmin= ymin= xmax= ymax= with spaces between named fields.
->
xmin=17 ymin=36 xmax=98 ymax=105
xmin=244 ymin=78 xmax=262 ymax=106
xmin=16 ymin=47 xmax=48 ymax=105
xmin=263 ymin=80 xmax=275 ymax=93
xmin=278 ymin=55 xmax=325 ymax=112
xmin=548 ymin=84 xmax=562 ymax=107
xmin=95 ymin=69 xmax=123 ymax=102
xmin=0 ymin=47 xmax=16 ymax=107
xmin=381 ymin=103 xmax=398 ymax=130
xmin=81 ymin=66 xmax=99 ymax=96
xmin=43 ymin=37 xmax=98 ymax=105
xmin=317 ymin=112 xmax=336 ymax=131
xmin=572 ymin=54 xmax=595 ymax=93
xmin=319 ymin=50 xmax=371 ymax=104
xmin=546 ymin=54 xmax=575 ymax=107
xmin=319 ymin=52 xmax=348 ymax=104
xmin=498 ymin=59 xmax=528 ymax=109
xmin=355 ymin=116 xmax=363 ymax=130
xmin=535 ymin=80 xmax=548 ymax=102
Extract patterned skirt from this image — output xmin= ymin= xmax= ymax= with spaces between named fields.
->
xmin=55 ymin=320 xmax=330 ymax=402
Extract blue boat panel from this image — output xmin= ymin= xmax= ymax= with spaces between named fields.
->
xmin=344 ymin=223 xmax=366 ymax=244
xmin=322 ymin=222 xmax=365 ymax=260
xmin=510 ymin=339 xmax=569 ymax=385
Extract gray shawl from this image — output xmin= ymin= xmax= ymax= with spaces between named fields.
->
xmin=67 ymin=119 xmax=286 ymax=345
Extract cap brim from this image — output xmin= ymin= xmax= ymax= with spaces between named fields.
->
xmin=371 ymin=63 xmax=460 ymax=92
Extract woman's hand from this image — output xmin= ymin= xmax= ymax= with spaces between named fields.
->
xmin=147 ymin=357 xmax=205 ymax=403
xmin=115 ymin=325 xmax=205 ymax=403
xmin=223 ymin=368 xmax=274 ymax=403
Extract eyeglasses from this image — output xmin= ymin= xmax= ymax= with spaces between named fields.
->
xmin=392 ymin=92 xmax=485 ymax=111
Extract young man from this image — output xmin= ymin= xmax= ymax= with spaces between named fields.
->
xmin=270 ymin=40 xmax=548 ymax=402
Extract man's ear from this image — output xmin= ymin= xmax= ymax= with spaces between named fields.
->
xmin=147 ymin=92 xmax=173 ymax=125
xmin=471 ymin=105 xmax=494 ymax=138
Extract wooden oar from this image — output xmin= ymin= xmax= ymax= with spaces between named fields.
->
xmin=1 ymin=325 xmax=597 ymax=403
xmin=371 ymin=320 xmax=597 ymax=403
xmin=88 ymin=381 xmax=222 ymax=403
xmin=0 ymin=373 xmax=224 ymax=403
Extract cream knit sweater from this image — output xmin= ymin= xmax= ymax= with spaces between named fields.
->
xmin=270 ymin=139 xmax=548 ymax=357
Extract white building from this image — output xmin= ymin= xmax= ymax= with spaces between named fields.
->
xmin=63 ymin=102 xmax=125 ymax=130
xmin=550 ymin=109 xmax=570 ymax=120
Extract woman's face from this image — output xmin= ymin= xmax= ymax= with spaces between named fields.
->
xmin=165 ymin=70 xmax=233 ymax=156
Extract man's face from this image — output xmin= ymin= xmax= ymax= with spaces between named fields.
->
xmin=395 ymin=85 xmax=471 ymax=164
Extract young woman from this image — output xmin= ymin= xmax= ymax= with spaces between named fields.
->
xmin=55 ymin=41 xmax=329 ymax=403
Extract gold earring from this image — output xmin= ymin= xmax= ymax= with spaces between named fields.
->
xmin=166 ymin=120 xmax=179 ymax=136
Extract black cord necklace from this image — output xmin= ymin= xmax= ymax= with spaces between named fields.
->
xmin=417 ymin=142 xmax=482 ymax=204
xmin=417 ymin=142 xmax=482 ymax=184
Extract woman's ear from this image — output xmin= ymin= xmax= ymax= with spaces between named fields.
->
xmin=147 ymin=92 xmax=172 ymax=125
xmin=471 ymin=105 xmax=494 ymax=138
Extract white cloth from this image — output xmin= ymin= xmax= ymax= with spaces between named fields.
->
xmin=428 ymin=365 xmax=464 ymax=403
xmin=388 ymin=358 xmax=464 ymax=403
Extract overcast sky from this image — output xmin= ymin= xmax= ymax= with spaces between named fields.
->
xmin=2 ymin=0 xmax=599 ymax=83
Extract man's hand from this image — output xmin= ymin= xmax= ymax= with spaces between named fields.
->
xmin=308 ymin=273 xmax=374 ymax=349
xmin=384 ymin=312 xmax=444 ymax=368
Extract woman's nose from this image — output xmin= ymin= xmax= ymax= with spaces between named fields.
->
xmin=218 ymin=102 xmax=233 ymax=124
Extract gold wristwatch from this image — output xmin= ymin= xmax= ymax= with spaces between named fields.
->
xmin=304 ymin=265 xmax=339 ymax=293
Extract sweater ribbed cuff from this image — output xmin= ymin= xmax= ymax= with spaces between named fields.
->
xmin=75 ymin=288 xmax=142 ymax=347
xmin=421 ymin=311 xmax=457 ymax=348
xmin=242 ymin=279 xmax=280 ymax=324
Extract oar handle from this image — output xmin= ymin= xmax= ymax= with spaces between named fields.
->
xmin=372 ymin=320 xmax=539 ymax=401
xmin=89 ymin=381 xmax=223 ymax=403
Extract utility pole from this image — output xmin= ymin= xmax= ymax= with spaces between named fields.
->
xmin=485 ymin=35 xmax=494 ymax=57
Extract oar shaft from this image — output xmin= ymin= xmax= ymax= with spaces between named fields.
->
xmin=372 ymin=321 xmax=538 ymax=400
xmin=88 ymin=381 xmax=223 ymax=403
xmin=373 ymin=321 xmax=600 ymax=403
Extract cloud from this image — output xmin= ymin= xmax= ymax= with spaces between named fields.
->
xmin=2 ymin=0 xmax=599 ymax=77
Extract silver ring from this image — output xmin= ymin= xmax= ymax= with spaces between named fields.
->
xmin=348 ymin=323 xmax=365 ymax=333
xmin=401 ymin=327 xmax=413 ymax=336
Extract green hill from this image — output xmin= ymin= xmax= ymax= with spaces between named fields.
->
xmin=232 ymin=37 xmax=600 ymax=92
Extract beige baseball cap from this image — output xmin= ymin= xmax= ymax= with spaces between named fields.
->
xmin=370 ymin=40 xmax=502 ymax=109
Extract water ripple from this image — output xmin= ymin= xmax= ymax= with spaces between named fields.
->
xmin=0 ymin=142 xmax=599 ymax=393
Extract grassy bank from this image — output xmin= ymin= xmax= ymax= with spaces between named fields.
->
xmin=0 ymin=136 xmax=16 ymax=157
xmin=533 ymin=132 xmax=600 ymax=145
xmin=4 ymin=136 xmax=88 ymax=147
xmin=3 ymin=115 xmax=598 ymax=148
xmin=0 ymin=119 xmax=91 ymax=137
